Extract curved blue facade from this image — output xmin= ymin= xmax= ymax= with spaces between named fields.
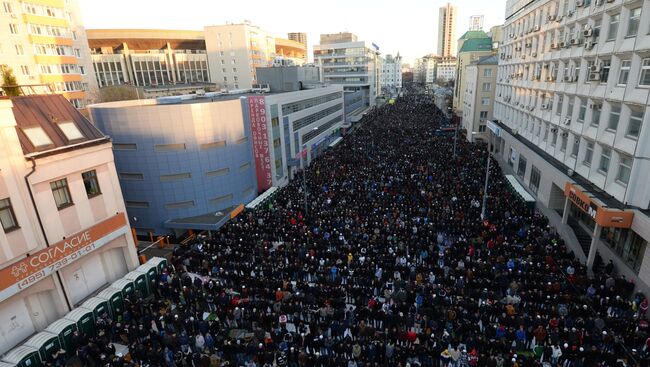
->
xmin=89 ymin=97 xmax=257 ymax=235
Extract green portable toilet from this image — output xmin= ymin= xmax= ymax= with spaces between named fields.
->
xmin=45 ymin=319 xmax=77 ymax=355
xmin=81 ymin=297 xmax=109 ymax=320
xmin=147 ymin=257 xmax=168 ymax=275
xmin=23 ymin=332 xmax=62 ymax=363
xmin=96 ymin=287 xmax=124 ymax=318
xmin=136 ymin=263 xmax=159 ymax=293
xmin=111 ymin=278 xmax=136 ymax=299
xmin=64 ymin=307 xmax=95 ymax=336
xmin=2 ymin=345 xmax=41 ymax=367
xmin=121 ymin=271 xmax=148 ymax=297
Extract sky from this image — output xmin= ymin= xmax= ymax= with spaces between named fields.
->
xmin=79 ymin=0 xmax=507 ymax=66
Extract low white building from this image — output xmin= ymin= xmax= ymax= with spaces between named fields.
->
xmin=437 ymin=57 xmax=457 ymax=81
xmin=414 ymin=55 xmax=437 ymax=85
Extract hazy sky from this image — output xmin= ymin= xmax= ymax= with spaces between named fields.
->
xmin=79 ymin=0 xmax=507 ymax=65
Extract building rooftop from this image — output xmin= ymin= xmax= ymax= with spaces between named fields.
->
xmin=473 ymin=55 xmax=499 ymax=65
xmin=459 ymin=38 xmax=494 ymax=53
xmin=458 ymin=30 xmax=490 ymax=41
xmin=9 ymin=95 xmax=108 ymax=156
xmin=87 ymin=29 xmax=206 ymax=51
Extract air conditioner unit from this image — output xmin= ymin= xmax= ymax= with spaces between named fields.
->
xmin=522 ymin=55 xmax=527 ymax=59
xmin=515 ymin=46 xmax=522 ymax=51
xmin=541 ymin=103 xmax=550 ymax=110
xmin=557 ymin=15 xmax=564 ymax=21
xmin=567 ymin=10 xmax=574 ymax=17
xmin=548 ymin=14 xmax=557 ymax=21
xmin=563 ymin=75 xmax=572 ymax=82
xmin=564 ymin=118 xmax=571 ymax=125
xmin=507 ymin=55 xmax=513 ymax=59
xmin=562 ymin=132 xmax=569 ymax=137
xmin=588 ymin=72 xmax=601 ymax=80
xmin=585 ymin=41 xmax=595 ymax=50
xmin=577 ymin=0 xmax=585 ymax=6
xmin=526 ymin=42 xmax=532 ymax=48
xmin=532 ymin=52 xmax=538 ymax=57
xmin=589 ymin=64 xmax=601 ymax=72
xmin=595 ymin=0 xmax=604 ymax=5
xmin=534 ymin=25 xmax=541 ymax=32
xmin=550 ymin=43 xmax=558 ymax=49
xmin=583 ymin=27 xmax=593 ymax=37
xmin=551 ymin=128 xmax=558 ymax=133
xmin=560 ymin=42 xmax=567 ymax=48
xmin=510 ymin=33 xmax=515 ymax=38
xmin=500 ymin=53 xmax=506 ymax=59
xmin=571 ymin=38 xmax=582 ymax=45
xmin=547 ymin=76 xmax=555 ymax=81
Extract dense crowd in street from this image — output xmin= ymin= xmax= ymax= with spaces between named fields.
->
xmin=62 ymin=96 xmax=649 ymax=367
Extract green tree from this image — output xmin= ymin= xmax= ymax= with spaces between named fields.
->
xmin=1 ymin=65 xmax=21 ymax=96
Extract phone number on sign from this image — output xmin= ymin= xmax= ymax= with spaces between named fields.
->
xmin=16 ymin=243 xmax=98 ymax=290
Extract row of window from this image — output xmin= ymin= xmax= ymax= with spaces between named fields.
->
xmin=28 ymin=23 xmax=73 ymax=38
xmin=124 ymin=187 xmax=253 ymax=210
xmin=0 ymin=170 xmax=101 ymax=233
xmin=302 ymin=115 xmax=343 ymax=142
xmin=292 ymin=103 xmax=343 ymax=131
xmin=118 ymin=164 xmax=249 ymax=181
xmin=113 ymin=138 xmax=248 ymax=152
xmin=281 ymin=92 xmax=342 ymax=116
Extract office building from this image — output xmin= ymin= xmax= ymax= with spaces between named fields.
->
xmin=414 ymin=55 xmax=438 ymax=86
xmin=380 ymin=53 xmax=402 ymax=96
xmin=87 ymin=29 xmax=212 ymax=89
xmin=204 ymin=22 xmax=276 ymax=90
xmin=462 ymin=55 xmax=497 ymax=141
xmin=437 ymin=56 xmax=457 ymax=81
xmin=89 ymin=84 xmax=344 ymax=235
xmin=493 ymin=0 xmax=650 ymax=292
xmin=438 ymin=3 xmax=458 ymax=57
xmin=470 ymin=15 xmax=485 ymax=31
xmin=0 ymin=0 xmax=98 ymax=108
xmin=453 ymin=30 xmax=496 ymax=117
xmin=274 ymin=37 xmax=307 ymax=66
xmin=314 ymin=32 xmax=381 ymax=107
xmin=0 ymin=94 xmax=138 ymax=354
xmin=287 ymin=32 xmax=308 ymax=60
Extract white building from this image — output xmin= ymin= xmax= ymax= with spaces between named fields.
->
xmin=204 ymin=22 xmax=276 ymax=90
xmin=462 ymin=55 xmax=497 ymax=141
xmin=494 ymin=0 xmax=650 ymax=292
xmin=313 ymin=33 xmax=381 ymax=107
xmin=380 ymin=53 xmax=402 ymax=96
xmin=414 ymin=55 xmax=437 ymax=85
xmin=437 ymin=57 xmax=457 ymax=81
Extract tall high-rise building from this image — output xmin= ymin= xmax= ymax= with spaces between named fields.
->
xmin=469 ymin=15 xmax=484 ymax=31
xmin=437 ymin=3 xmax=458 ymax=58
xmin=0 ymin=0 xmax=98 ymax=108
xmin=493 ymin=0 xmax=650 ymax=291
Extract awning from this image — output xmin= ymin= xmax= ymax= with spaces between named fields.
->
xmin=564 ymin=182 xmax=634 ymax=228
xmin=164 ymin=204 xmax=244 ymax=231
xmin=328 ymin=137 xmax=343 ymax=148
xmin=246 ymin=187 xmax=279 ymax=209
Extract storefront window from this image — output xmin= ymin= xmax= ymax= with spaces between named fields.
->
xmin=601 ymin=227 xmax=647 ymax=273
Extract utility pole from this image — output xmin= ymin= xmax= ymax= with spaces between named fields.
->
xmin=452 ymin=113 xmax=458 ymax=159
xmin=301 ymin=145 xmax=308 ymax=219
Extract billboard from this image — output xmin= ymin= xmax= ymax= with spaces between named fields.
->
xmin=248 ymin=96 xmax=272 ymax=191
xmin=0 ymin=213 xmax=129 ymax=303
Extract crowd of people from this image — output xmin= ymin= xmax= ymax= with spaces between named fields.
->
xmin=62 ymin=96 xmax=649 ymax=367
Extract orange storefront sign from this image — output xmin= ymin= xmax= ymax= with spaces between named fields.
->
xmin=0 ymin=213 xmax=128 ymax=302
xmin=564 ymin=183 xmax=633 ymax=228
xmin=230 ymin=204 xmax=245 ymax=219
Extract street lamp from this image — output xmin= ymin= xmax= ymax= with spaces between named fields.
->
xmin=479 ymin=131 xmax=492 ymax=220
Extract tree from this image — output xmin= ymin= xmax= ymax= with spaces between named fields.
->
xmin=98 ymin=85 xmax=139 ymax=102
xmin=1 ymin=65 xmax=21 ymax=97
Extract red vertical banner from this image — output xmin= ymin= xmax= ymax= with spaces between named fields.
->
xmin=248 ymin=96 xmax=272 ymax=191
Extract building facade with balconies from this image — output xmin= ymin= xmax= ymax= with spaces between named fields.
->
xmin=0 ymin=0 xmax=98 ymax=107
xmin=463 ymin=55 xmax=498 ymax=141
xmin=493 ymin=0 xmax=650 ymax=292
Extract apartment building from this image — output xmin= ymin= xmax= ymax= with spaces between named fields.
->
xmin=313 ymin=33 xmax=381 ymax=107
xmin=0 ymin=94 xmax=138 ymax=354
xmin=414 ymin=55 xmax=438 ymax=85
xmin=453 ymin=30 xmax=496 ymax=116
xmin=437 ymin=56 xmax=458 ymax=81
xmin=494 ymin=0 xmax=650 ymax=292
xmin=204 ymin=22 xmax=276 ymax=90
xmin=87 ymin=29 xmax=211 ymax=88
xmin=438 ymin=3 xmax=459 ymax=57
xmin=287 ymin=32 xmax=308 ymax=62
xmin=0 ymin=0 xmax=98 ymax=107
xmin=463 ymin=55 xmax=498 ymax=141
xmin=274 ymin=37 xmax=307 ymax=66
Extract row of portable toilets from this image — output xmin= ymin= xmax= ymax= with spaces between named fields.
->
xmin=0 ymin=257 xmax=168 ymax=367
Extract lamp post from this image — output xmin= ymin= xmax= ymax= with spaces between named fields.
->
xmin=480 ymin=131 xmax=492 ymax=220
xmin=301 ymin=143 xmax=308 ymax=219
xmin=452 ymin=111 xmax=458 ymax=159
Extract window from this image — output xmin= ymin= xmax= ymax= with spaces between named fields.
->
xmin=235 ymin=136 xmax=249 ymax=144
xmin=529 ymin=166 xmax=541 ymax=195
xmin=584 ymin=141 xmax=594 ymax=166
xmin=233 ymin=68 xmax=237 ymax=72
xmin=125 ymin=201 xmax=149 ymax=208
xmin=160 ymin=172 xmax=191 ymax=182
xmin=551 ymin=129 xmax=558 ymax=146
xmin=74 ymin=48 xmax=80 ymax=57
xmin=571 ymin=136 xmax=580 ymax=157
xmin=482 ymin=83 xmax=491 ymax=91
xmin=517 ymin=155 xmax=527 ymax=178
xmin=154 ymin=143 xmax=186 ymax=152
xmin=3 ymin=2 xmax=12 ymax=13
xmin=15 ymin=44 xmax=23 ymax=55
xmin=618 ymin=60 xmax=631 ymax=85
xmin=640 ymin=59 xmax=650 ymax=86
xmin=607 ymin=13 xmax=619 ymax=41
xmin=626 ymin=7 xmax=641 ymax=37
xmin=23 ymin=127 xmax=53 ymax=148
xmin=560 ymin=132 xmax=568 ymax=151
xmin=601 ymin=227 xmax=647 ymax=273
xmin=240 ymin=163 xmax=251 ymax=171
xmin=616 ymin=154 xmax=632 ymax=185
xmin=481 ymin=97 xmax=490 ymax=106
xmin=82 ymin=170 xmax=101 ymax=197
xmin=608 ymin=104 xmax=621 ymax=131
xmin=79 ymin=65 xmax=85 ymax=75
xmin=9 ymin=23 xmax=18 ymax=34
xmin=20 ymin=65 xmax=29 ymax=75
xmin=57 ymin=121 xmax=84 ymax=140
xmin=599 ymin=147 xmax=611 ymax=173
xmin=50 ymin=178 xmax=73 ymax=209
xmin=200 ymin=140 xmax=226 ymax=150
xmin=556 ymin=95 xmax=564 ymax=116
xmin=627 ymin=108 xmax=643 ymax=138
xmin=578 ymin=99 xmax=587 ymax=122
xmin=206 ymin=168 xmax=230 ymax=177
xmin=223 ymin=76 xmax=227 ymax=82
xmin=567 ymin=97 xmax=574 ymax=118
xmin=479 ymin=111 xmax=488 ymax=120
xmin=593 ymin=18 xmax=602 ymax=41
xmin=72 ymin=30 xmax=77 ymax=40
xmin=119 ymin=172 xmax=144 ymax=180
xmin=600 ymin=60 xmax=610 ymax=83
xmin=0 ymin=198 xmax=19 ymax=232
xmin=591 ymin=105 xmax=601 ymax=127
xmin=484 ymin=68 xmax=492 ymax=77
xmin=113 ymin=143 xmax=137 ymax=150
